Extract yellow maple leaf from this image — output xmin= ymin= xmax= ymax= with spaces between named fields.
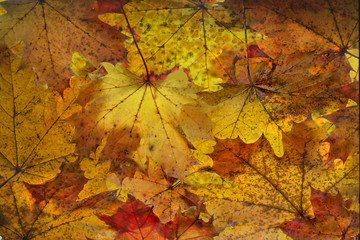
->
xmin=200 ymin=52 xmax=349 ymax=157
xmin=98 ymin=0 xmax=264 ymax=91
xmin=70 ymin=61 xmax=213 ymax=180
xmin=0 ymin=46 xmax=80 ymax=187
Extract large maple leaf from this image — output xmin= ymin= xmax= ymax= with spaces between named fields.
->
xmin=245 ymin=0 xmax=358 ymax=52
xmin=0 ymin=0 xmax=126 ymax=93
xmin=190 ymin=119 xmax=359 ymax=239
xmin=0 ymin=46 xmax=80 ymax=187
xmin=243 ymin=0 xmax=359 ymax=87
xmin=98 ymin=0 xmax=264 ymax=91
xmin=70 ymin=62 xmax=213 ymax=180
xmin=200 ymin=51 xmax=349 ymax=157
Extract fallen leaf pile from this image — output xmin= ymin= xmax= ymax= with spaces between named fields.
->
xmin=0 ymin=0 xmax=358 ymax=239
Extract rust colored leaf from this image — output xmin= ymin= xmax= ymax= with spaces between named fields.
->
xmin=99 ymin=195 xmax=164 ymax=240
xmin=99 ymin=195 xmax=218 ymax=240
xmin=244 ymin=0 xmax=358 ymax=55
xmin=163 ymin=204 xmax=219 ymax=240
xmin=0 ymin=0 xmax=358 ymax=239
xmin=280 ymin=188 xmax=359 ymax=240
xmin=324 ymin=106 xmax=359 ymax=163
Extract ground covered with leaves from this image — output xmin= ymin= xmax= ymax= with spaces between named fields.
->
xmin=0 ymin=0 xmax=359 ymax=239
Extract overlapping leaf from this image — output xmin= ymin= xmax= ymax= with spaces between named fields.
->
xmin=243 ymin=0 xmax=359 ymax=54
xmin=98 ymin=0 xmax=264 ymax=91
xmin=281 ymin=188 xmax=359 ymax=240
xmin=323 ymin=106 xmax=359 ymax=163
xmin=70 ymin=62 xmax=213 ymax=180
xmin=0 ymin=0 xmax=358 ymax=239
xmin=189 ymin=119 xmax=359 ymax=239
xmin=0 ymin=46 xmax=79 ymax=187
xmin=200 ymin=51 xmax=349 ymax=157
xmin=122 ymin=169 xmax=199 ymax=223
xmin=99 ymin=195 xmax=218 ymax=239
xmin=0 ymin=163 xmax=122 ymax=239
xmin=0 ymin=0 xmax=126 ymax=93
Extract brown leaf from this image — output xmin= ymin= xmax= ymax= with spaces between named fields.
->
xmin=280 ymin=188 xmax=359 ymax=240
xmin=324 ymin=106 xmax=359 ymax=163
xmin=200 ymin=52 xmax=348 ymax=157
xmin=0 ymin=0 xmax=126 ymax=93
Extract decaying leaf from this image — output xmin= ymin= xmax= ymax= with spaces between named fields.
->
xmin=244 ymin=0 xmax=359 ymax=55
xmin=163 ymin=202 xmax=219 ymax=239
xmin=77 ymin=142 xmax=139 ymax=201
xmin=0 ymin=46 xmax=79 ymax=187
xmin=0 ymin=0 xmax=126 ymax=93
xmin=323 ymin=106 xmax=359 ymax=163
xmin=0 ymin=0 xmax=358 ymax=239
xmin=0 ymin=162 xmax=122 ymax=239
xmin=189 ymin=119 xmax=359 ymax=239
xmin=200 ymin=52 xmax=349 ymax=157
xmin=98 ymin=0 xmax=264 ymax=91
xmin=122 ymin=169 xmax=199 ymax=223
xmin=280 ymin=188 xmax=359 ymax=240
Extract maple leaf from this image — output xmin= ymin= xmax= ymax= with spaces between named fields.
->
xmin=323 ymin=106 xmax=359 ymax=163
xmin=163 ymin=202 xmax=219 ymax=240
xmin=77 ymin=144 xmax=140 ymax=201
xmin=280 ymin=188 xmax=359 ymax=240
xmin=246 ymin=0 xmax=359 ymax=90
xmin=220 ymin=0 xmax=358 ymax=91
xmin=70 ymin=62 xmax=213 ymax=180
xmin=0 ymin=0 xmax=359 ymax=238
xmin=98 ymin=0 xmax=264 ymax=91
xmin=99 ymin=195 xmax=218 ymax=239
xmin=243 ymin=0 xmax=359 ymax=55
xmin=0 ymin=46 xmax=80 ymax=187
xmin=0 ymin=0 xmax=126 ymax=93
xmin=122 ymin=168 xmax=200 ymax=223
xmin=189 ymin=119 xmax=359 ymax=239
xmin=200 ymin=51 xmax=349 ymax=157
xmin=0 ymin=162 xmax=122 ymax=240
xmin=99 ymin=195 xmax=164 ymax=240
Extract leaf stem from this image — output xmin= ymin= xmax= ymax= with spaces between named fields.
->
xmin=242 ymin=0 xmax=253 ymax=86
xmin=119 ymin=0 xmax=150 ymax=80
